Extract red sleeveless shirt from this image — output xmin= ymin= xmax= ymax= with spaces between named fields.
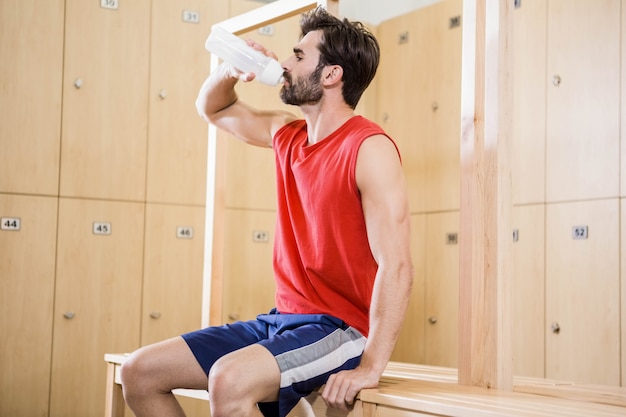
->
xmin=272 ymin=116 xmax=398 ymax=336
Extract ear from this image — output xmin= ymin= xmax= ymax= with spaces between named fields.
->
xmin=322 ymin=65 xmax=343 ymax=86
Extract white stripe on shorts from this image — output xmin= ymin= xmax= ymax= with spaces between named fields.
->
xmin=276 ymin=327 xmax=367 ymax=389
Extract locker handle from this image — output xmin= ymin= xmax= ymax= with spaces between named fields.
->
xmin=150 ymin=312 xmax=161 ymax=319
xmin=63 ymin=311 xmax=76 ymax=320
xmin=551 ymin=322 xmax=560 ymax=334
xmin=428 ymin=316 xmax=438 ymax=325
xmin=74 ymin=78 xmax=83 ymax=89
xmin=552 ymin=75 xmax=562 ymax=87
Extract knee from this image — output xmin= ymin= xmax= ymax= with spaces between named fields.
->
xmin=208 ymin=357 xmax=250 ymax=417
xmin=119 ymin=349 xmax=153 ymax=399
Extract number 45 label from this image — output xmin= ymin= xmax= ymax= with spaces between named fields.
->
xmin=1 ymin=217 xmax=21 ymax=231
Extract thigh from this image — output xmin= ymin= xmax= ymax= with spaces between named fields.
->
xmin=125 ymin=336 xmax=209 ymax=391
xmin=182 ymin=319 xmax=270 ymax=375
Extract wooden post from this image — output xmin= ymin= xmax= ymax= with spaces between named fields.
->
xmin=458 ymin=0 xmax=514 ymax=390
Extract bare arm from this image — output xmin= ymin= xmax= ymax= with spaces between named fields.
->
xmin=321 ymin=134 xmax=414 ymax=410
xmin=195 ymin=61 xmax=297 ymax=148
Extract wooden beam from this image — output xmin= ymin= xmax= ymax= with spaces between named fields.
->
xmin=458 ymin=0 xmax=514 ymax=390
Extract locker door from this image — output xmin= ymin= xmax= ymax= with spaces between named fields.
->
xmin=622 ymin=198 xmax=626 ymax=386
xmin=546 ymin=0 xmax=620 ymax=202
xmin=146 ymin=0 xmax=229 ymax=205
xmin=545 ymin=199 xmax=620 ymax=385
xmin=0 ymin=0 xmax=64 ymax=195
xmin=0 ymin=195 xmax=58 ymax=417
xmin=391 ymin=214 xmax=426 ymax=364
xmin=511 ymin=204 xmax=545 ymax=378
xmin=223 ymin=2 xmax=301 ymax=211
xmin=424 ymin=211 xmax=459 ymax=367
xmin=60 ymin=0 xmax=150 ymax=201
xmin=622 ymin=0 xmax=626 ymax=198
xmin=376 ymin=9 xmax=428 ymax=213
xmin=50 ymin=198 xmax=144 ymax=417
xmin=424 ymin=0 xmax=462 ymax=212
xmin=511 ymin=0 xmax=547 ymax=205
xmin=222 ymin=209 xmax=276 ymax=323
xmin=141 ymin=203 xmax=206 ymax=344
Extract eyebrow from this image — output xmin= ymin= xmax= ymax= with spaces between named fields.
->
xmin=293 ymin=47 xmax=304 ymax=55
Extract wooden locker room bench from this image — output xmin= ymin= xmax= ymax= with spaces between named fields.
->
xmin=104 ymin=353 xmax=626 ymax=417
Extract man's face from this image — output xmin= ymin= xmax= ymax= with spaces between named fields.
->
xmin=280 ymin=30 xmax=325 ymax=106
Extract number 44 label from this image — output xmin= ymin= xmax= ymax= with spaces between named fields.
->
xmin=1 ymin=217 xmax=21 ymax=231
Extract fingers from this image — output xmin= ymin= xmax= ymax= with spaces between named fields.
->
xmin=321 ymin=373 xmax=359 ymax=411
xmin=245 ymin=38 xmax=279 ymax=60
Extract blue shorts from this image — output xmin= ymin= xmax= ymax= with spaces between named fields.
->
xmin=181 ymin=308 xmax=366 ymax=417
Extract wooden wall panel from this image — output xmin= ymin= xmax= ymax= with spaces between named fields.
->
xmin=423 ymin=0 xmax=462 ymax=213
xmin=141 ymin=203 xmax=206 ymax=345
xmin=545 ymin=199 xmax=620 ymax=385
xmin=424 ymin=211 xmax=459 ymax=367
xmin=511 ymin=0 xmax=547 ymax=205
xmin=545 ymin=0 xmax=620 ymax=202
xmin=60 ymin=0 xmax=150 ymax=201
xmin=146 ymin=0 xmax=228 ymax=205
xmin=0 ymin=195 xmax=57 ymax=417
xmin=511 ymin=205 xmax=545 ymax=378
xmin=0 ymin=0 xmax=64 ymax=196
xmin=221 ymin=208 xmax=276 ymax=323
xmin=50 ymin=198 xmax=144 ymax=417
xmin=376 ymin=10 xmax=428 ymax=214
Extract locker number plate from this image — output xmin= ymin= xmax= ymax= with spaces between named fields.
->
xmin=100 ymin=0 xmax=119 ymax=10
xmin=1 ymin=217 xmax=21 ymax=231
xmin=572 ymin=225 xmax=589 ymax=240
xmin=177 ymin=226 xmax=194 ymax=239
xmin=182 ymin=10 xmax=200 ymax=24
xmin=93 ymin=222 xmax=112 ymax=235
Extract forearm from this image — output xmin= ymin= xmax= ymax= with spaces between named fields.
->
xmin=195 ymin=63 xmax=239 ymax=123
xmin=360 ymin=261 xmax=413 ymax=377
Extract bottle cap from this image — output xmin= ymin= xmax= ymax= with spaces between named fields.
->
xmin=257 ymin=58 xmax=285 ymax=86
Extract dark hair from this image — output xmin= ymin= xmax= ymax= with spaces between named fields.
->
xmin=300 ymin=7 xmax=380 ymax=109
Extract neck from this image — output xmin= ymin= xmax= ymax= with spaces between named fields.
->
xmin=301 ymin=102 xmax=355 ymax=145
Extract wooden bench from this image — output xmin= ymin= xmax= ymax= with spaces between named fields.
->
xmin=104 ymin=353 xmax=626 ymax=417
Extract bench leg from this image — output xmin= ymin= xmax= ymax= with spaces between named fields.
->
xmin=104 ymin=362 xmax=126 ymax=417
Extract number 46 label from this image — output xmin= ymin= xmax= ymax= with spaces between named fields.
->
xmin=1 ymin=217 xmax=21 ymax=231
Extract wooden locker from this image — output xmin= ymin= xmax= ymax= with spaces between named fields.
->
xmin=511 ymin=204 xmax=545 ymax=378
xmin=546 ymin=0 xmax=620 ymax=202
xmin=391 ymin=214 xmax=426 ymax=364
xmin=222 ymin=208 xmax=276 ymax=323
xmin=511 ymin=0 xmax=547 ymax=205
xmin=146 ymin=0 xmax=229 ymax=206
xmin=424 ymin=211 xmax=459 ymax=367
xmin=545 ymin=199 xmax=620 ymax=386
xmin=50 ymin=198 xmax=144 ymax=417
xmin=222 ymin=1 xmax=301 ymax=211
xmin=60 ymin=0 xmax=150 ymax=201
xmin=423 ymin=0 xmax=462 ymax=213
xmin=0 ymin=195 xmax=57 ymax=417
xmin=141 ymin=203 xmax=206 ymax=345
xmin=622 ymin=198 xmax=626 ymax=387
xmin=622 ymin=0 xmax=626 ymax=198
xmin=0 ymin=0 xmax=64 ymax=196
xmin=376 ymin=9 xmax=428 ymax=214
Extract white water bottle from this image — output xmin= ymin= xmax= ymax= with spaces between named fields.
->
xmin=205 ymin=26 xmax=285 ymax=86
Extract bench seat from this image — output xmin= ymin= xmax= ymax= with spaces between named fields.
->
xmin=104 ymin=353 xmax=626 ymax=417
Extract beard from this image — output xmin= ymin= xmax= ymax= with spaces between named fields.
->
xmin=280 ymin=62 xmax=325 ymax=106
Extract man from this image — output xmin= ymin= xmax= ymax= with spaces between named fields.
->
xmin=120 ymin=7 xmax=413 ymax=417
